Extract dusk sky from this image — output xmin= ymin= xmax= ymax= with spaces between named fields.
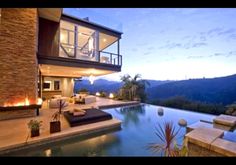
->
xmin=64 ymin=8 xmax=236 ymax=81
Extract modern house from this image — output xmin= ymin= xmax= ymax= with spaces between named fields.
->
xmin=0 ymin=8 xmax=122 ymax=119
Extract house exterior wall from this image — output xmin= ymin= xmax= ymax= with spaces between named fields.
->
xmin=0 ymin=8 xmax=38 ymax=106
xmin=38 ymin=17 xmax=60 ymax=57
xmin=42 ymin=77 xmax=74 ymax=99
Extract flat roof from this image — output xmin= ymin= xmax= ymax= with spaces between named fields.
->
xmin=62 ymin=13 xmax=123 ymax=36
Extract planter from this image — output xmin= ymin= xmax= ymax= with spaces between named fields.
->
xmin=50 ymin=121 xmax=61 ymax=133
xmin=31 ymin=129 xmax=40 ymax=137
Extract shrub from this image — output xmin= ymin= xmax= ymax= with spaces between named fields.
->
xmin=148 ymin=96 xmax=226 ymax=115
xmin=99 ymin=91 xmax=107 ymax=97
xmin=226 ymin=104 xmax=236 ymax=116
xmin=77 ymin=88 xmax=88 ymax=93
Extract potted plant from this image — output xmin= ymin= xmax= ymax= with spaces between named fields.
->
xmin=50 ymin=110 xmax=61 ymax=133
xmin=27 ymin=119 xmax=42 ymax=137
xmin=50 ymin=99 xmax=66 ymax=133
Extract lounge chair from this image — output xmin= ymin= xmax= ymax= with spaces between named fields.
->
xmin=63 ymin=108 xmax=112 ymax=127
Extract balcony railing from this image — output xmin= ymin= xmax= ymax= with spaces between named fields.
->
xmin=60 ymin=44 xmax=122 ymax=66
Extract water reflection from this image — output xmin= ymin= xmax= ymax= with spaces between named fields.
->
xmin=55 ymin=133 xmax=121 ymax=156
xmin=115 ymin=105 xmax=146 ymax=126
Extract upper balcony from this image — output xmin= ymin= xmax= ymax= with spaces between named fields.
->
xmin=59 ymin=15 xmax=122 ymax=66
xmin=37 ymin=8 xmax=123 ymax=77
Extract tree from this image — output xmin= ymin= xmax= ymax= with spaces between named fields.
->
xmin=120 ymin=74 xmax=150 ymax=102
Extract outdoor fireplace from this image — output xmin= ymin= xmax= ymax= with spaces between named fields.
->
xmin=0 ymin=98 xmax=43 ymax=121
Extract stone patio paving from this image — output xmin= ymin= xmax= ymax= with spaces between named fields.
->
xmin=0 ymin=97 xmax=139 ymax=154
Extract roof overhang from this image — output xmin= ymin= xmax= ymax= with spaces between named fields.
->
xmin=61 ymin=14 xmax=122 ymax=38
xmin=38 ymin=55 xmax=121 ymax=78
xmin=39 ymin=64 xmax=116 ymax=78
xmin=38 ymin=8 xmax=62 ymax=22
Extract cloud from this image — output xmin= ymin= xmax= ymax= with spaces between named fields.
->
xmin=131 ymin=48 xmax=138 ymax=52
xmin=227 ymin=51 xmax=236 ymax=57
xmin=200 ymin=36 xmax=206 ymax=41
xmin=187 ymin=50 xmax=236 ymax=59
xmin=214 ymin=53 xmax=224 ymax=56
xmin=211 ymin=51 xmax=236 ymax=57
xmin=182 ymin=35 xmax=192 ymax=40
xmin=136 ymin=42 xmax=148 ymax=46
xmin=159 ymin=40 xmax=207 ymax=50
xmin=228 ymin=34 xmax=236 ymax=40
xmin=144 ymin=52 xmax=151 ymax=56
xmin=159 ymin=42 xmax=182 ymax=49
xmin=187 ymin=55 xmax=205 ymax=59
xmin=218 ymin=28 xmax=236 ymax=36
xmin=159 ymin=29 xmax=166 ymax=34
xmin=192 ymin=42 xmax=208 ymax=48
xmin=147 ymin=46 xmax=155 ymax=51
xmin=207 ymin=28 xmax=223 ymax=36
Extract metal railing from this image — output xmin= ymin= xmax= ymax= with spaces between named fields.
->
xmin=99 ymin=51 xmax=122 ymax=66
xmin=60 ymin=44 xmax=122 ymax=66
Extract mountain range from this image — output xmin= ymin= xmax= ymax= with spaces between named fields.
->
xmin=74 ymin=74 xmax=236 ymax=105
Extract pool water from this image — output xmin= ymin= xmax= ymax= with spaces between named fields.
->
xmin=4 ymin=104 xmax=233 ymax=156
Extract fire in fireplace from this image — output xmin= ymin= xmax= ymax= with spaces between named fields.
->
xmin=3 ymin=97 xmax=42 ymax=107
xmin=0 ymin=98 xmax=43 ymax=117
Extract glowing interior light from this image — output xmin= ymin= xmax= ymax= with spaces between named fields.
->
xmin=45 ymin=149 xmax=52 ymax=157
xmin=88 ymin=38 xmax=94 ymax=52
xmin=95 ymin=92 xmax=100 ymax=96
xmin=60 ymin=33 xmax=66 ymax=43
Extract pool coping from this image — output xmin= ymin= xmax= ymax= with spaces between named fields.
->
xmin=98 ymin=101 xmax=140 ymax=109
xmin=0 ymin=118 xmax=122 ymax=155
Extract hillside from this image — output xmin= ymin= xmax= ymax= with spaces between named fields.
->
xmin=147 ymin=74 xmax=236 ymax=105
xmin=74 ymin=79 xmax=171 ymax=94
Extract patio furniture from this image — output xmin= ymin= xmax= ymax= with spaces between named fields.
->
xmin=63 ymin=108 xmax=112 ymax=127
xmin=74 ymin=94 xmax=96 ymax=104
xmin=49 ymin=97 xmax=68 ymax=108
xmin=85 ymin=95 xmax=96 ymax=104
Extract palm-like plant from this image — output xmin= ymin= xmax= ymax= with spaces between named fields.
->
xmin=147 ymin=121 xmax=182 ymax=156
xmin=120 ymin=74 xmax=150 ymax=101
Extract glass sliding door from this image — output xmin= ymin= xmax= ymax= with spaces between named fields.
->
xmin=77 ymin=26 xmax=97 ymax=61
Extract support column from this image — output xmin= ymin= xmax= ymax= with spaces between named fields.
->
xmin=0 ymin=8 xmax=38 ymax=106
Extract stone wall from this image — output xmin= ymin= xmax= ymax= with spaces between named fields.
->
xmin=187 ymin=142 xmax=223 ymax=157
xmin=0 ymin=8 xmax=38 ymax=106
xmin=0 ymin=109 xmax=36 ymax=121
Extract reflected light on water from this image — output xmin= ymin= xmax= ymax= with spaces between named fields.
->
xmin=45 ymin=149 xmax=52 ymax=157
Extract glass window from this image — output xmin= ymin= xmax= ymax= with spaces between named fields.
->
xmin=60 ymin=29 xmax=68 ymax=44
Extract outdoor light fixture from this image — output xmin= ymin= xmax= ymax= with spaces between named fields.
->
xmin=96 ymin=92 xmax=100 ymax=96
xmin=37 ymin=98 xmax=43 ymax=105
xmin=89 ymin=74 xmax=95 ymax=85
xmin=109 ymin=93 xmax=114 ymax=99
xmin=103 ymin=38 xmax=107 ymax=42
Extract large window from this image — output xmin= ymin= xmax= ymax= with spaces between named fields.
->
xmin=59 ymin=20 xmax=98 ymax=61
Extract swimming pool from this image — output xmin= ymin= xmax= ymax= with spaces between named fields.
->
xmin=3 ymin=104 xmax=235 ymax=156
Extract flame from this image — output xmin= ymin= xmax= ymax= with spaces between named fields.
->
xmin=3 ymin=97 xmax=32 ymax=107
xmin=25 ymin=97 xmax=30 ymax=106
